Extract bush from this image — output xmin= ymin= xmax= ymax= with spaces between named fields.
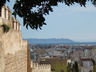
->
xmin=1 ymin=24 xmax=10 ymax=33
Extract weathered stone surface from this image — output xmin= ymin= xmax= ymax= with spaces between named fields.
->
xmin=0 ymin=30 xmax=28 ymax=72
xmin=0 ymin=5 xmax=31 ymax=72
xmin=31 ymin=61 xmax=51 ymax=72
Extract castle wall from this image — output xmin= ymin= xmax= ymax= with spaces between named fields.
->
xmin=0 ymin=5 xmax=30 ymax=72
xmin=27 ymin=41 xmax=32 ymax=72
xmin=0 ymin=5 xmax=20 ymax=31
xmin=4 ymin=50 xmax=27 ymax=72
xmin=12 ymin=18 xmax=21 ymax=31
xmin=1 ymin=6 xmax=5 ymax=18
xmin=38 ymin=64 xmax=51 ymax=72
xmin=0 ymin=39 xmax=5 ymax=72
xmin=2 ymin=30 xmax=22 ymax=54
xmin=0 ymin=30 xmax=28 ymax=72
xmin=0 ymin=6 xmax=12 ymax=27
xmin=31 ymin=61 xmax=51 ymax=72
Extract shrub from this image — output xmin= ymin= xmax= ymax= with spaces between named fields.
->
xmin=1 ymin=24 xmax=10 ymax=33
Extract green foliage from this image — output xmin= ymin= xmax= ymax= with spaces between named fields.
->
xmin=1 ymin=24 xmax=10 ymax=33
xmin=67 ymin=61 xmax=79 ymax=72
xmin=93 ymin=59 xmax=96 ymax=72
xmin=67 ymin=63 xmax=71 ymax=72
xmin=53 ymin=60 xmax=67 ymax=72
xmin=93 ymin=65 xmax=96 ymax=72
xmin=46 ymin=59 xmax=67 ymax=72
xmin=74 ymin=61 xmax=79 ymax=72
xmin=92 ymin=59 xmax=96 ymax=65
xmin=0 ymin=0 xmax=96 ymax=30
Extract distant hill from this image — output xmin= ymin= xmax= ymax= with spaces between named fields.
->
xmin=25 ymin=38 xmax=74 ymax=44
xmin=24 ymin=38 xmax=96 ymax=45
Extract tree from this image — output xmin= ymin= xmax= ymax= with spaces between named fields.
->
xmin=67 ymin=61 xmax=79 ymax=72
xmin=74 ymin=61 xmax=79 ymax=72
xmin=0 ymin=0 xmax=96 ymax=30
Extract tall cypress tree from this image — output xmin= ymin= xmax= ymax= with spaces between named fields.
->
xmin=74 ymin=61 xmax=79 ymax=72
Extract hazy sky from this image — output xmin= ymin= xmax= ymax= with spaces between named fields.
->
xmin=6 ymin=1 xmax=96 ymax=42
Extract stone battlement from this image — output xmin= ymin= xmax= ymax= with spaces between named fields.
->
xmin=31 ymin=61 xmax=51 ymax=72
xmin=39 ymin=64 xmax=51 ymax=69
xmin=0 ymin=5 xmax=21 ymax=31
xmin=0 ymin=5 xmax=29 ymax=72
xmin=32 ymin=62 xmax=51 ymax=69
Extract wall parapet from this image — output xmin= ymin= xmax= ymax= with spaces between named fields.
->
xmin=0 ymin=5 xmax=21 ymax=31
xmin=31 ymin=61 xmax=51 ymax=72
xmin=0 ymin=5 xmax=29 ymax=72
xmin=38 ymin=64 xmax=51 ymax=69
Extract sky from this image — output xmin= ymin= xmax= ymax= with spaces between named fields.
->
xmin=6 ymin=1 xmax=96 ymax=42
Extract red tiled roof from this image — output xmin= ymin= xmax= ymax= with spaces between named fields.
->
xmin=81 ymin=57 xmax=92 ymax=61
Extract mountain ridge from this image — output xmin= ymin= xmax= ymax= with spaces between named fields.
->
xmin=24 ymin=38 xmax=96 ymax=45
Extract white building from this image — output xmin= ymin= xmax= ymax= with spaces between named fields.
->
xmin=81 ymin=57 xmax=93 ymax=72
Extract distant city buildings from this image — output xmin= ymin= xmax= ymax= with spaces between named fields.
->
xmin=81 ymin=57 xmax=93 ymax=72
xmin=30 ymin=44 xmax=96 ymax=61
xmin=30 ymin=44 xmax=96 ymax=72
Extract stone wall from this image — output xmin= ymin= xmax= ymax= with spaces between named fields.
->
xmin=0 ymin=5 xmax=21 ymax=31
xmin=0 ymin=5 xmax=12 ymax=27
xmin=4 ymin=50 xmax=27 ymax=72
xmin=38 ymin=64 xmax=51 ymax=72
xmin=0 ymin=5 xmax=31 ymax=72
xmin=0 ymin=38 xmax=4 ymax=72
xmin=0 ymin=30 xmax=28 ymax=72
xmin=27 ymin=41 xmax=32 ymax=72
xmin=31 ymin=61 xmax=51 ymax=72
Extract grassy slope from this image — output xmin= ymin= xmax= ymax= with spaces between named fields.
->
xmin=93 ymin=65 xmax=96 ymax=72
xmin=53 ymin=60 xmax=67 ymax=72
xmin=44 ymin=58 xmax=67 ymax=72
